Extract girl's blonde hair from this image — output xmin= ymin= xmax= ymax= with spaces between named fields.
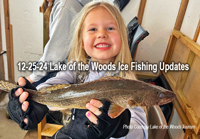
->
xmin=68 ymin=1 xmax=137 ymax=79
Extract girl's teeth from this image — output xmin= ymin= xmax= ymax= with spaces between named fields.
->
xmin=96 ymin=44 xmax=109 ymax=48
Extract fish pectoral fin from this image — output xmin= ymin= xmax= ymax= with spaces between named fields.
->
xmin=128 ymin=100 xmax=142 ymax=107
xmin=60 ymin=109 xmax=71 ymax=115
xmin=128 ymin=100 xmax=136 ymax=107
xmin=61 ymin=109 xmax=72 ymax=125
xmin=108 ymin=103 xmax=125 ymax=119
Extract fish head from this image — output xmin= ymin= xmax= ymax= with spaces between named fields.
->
xmin=155 ymin=89 xmax=176 ymax=105
xmin=127 ymin=84 xmax=176 ymax=107
xmin=144 ymin=85 xmax=176 ymax=106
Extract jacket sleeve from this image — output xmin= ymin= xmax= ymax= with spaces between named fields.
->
xmin=110 ymin=107 xmax=148 ymax=139
xmin=36 ymin=69 xmax=77 ymax=90
xmin=30 ymin=0 xmax=83 ymax=82
xmin=126 ymin=107 xmax=148 ymax=139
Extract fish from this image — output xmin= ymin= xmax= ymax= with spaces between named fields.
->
xmin=0 ymin=76 xmax=175 ymax=110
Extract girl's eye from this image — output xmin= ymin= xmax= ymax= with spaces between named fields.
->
xmin=107 ymin=27 xmax=115 ymax=30
xmin=89 ymin=28 xmax=97 ymax=31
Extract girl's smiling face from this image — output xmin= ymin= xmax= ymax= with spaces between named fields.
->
xmin=82 ymin=6 xmax=122 ymax=64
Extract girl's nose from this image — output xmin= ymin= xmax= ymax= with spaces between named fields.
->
xmin=97 ymin=30 xmax=107 ymax=39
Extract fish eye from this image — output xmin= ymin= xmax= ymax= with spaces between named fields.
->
xmin=158 ymin=92 xmax=165 ymax=98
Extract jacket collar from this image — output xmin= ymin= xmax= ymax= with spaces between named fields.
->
xmin=76 ymin=0 xmax=92 ymax=6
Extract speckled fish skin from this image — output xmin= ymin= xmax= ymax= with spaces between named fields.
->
xmin=0 ymin=77 xmax=176 ymax=109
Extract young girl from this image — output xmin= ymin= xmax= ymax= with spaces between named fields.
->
xmin=8 ymin=1 xmax=148 ymax=139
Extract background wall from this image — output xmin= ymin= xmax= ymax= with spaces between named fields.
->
xmin=0 ymin=0 xmax=8 ymax=80
xmin=125 ymin=0 xmax=181 ymax=63
xmin=4 ymin=0 xmax=43 ymax=80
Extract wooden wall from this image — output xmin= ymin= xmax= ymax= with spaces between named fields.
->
xmin=0 ymin=0 xmax=14 ymax=82
xmin=163 ymin=0 xmax=200 ymax=138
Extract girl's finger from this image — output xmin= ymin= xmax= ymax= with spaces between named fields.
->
xmin=18 ymin=77 xmax=26 ymax=86
xmin=90 ymin=99 xmax=103 ymax=108
xmin=19 ymin=92 xmax=29 ymax=104
xmin=24 ymin=118 xmax=28 ymax=124
xmin=15 ymin=88 xmax=23 ymax=97
xmin=86 ymin=103 xmax=101 ymax=116
xmin=21 ymin=101 xmax=29 ymax=112
xmin=22 ymin=101 xmax=29 ymax=124
xmin=86 ymin=111 xmax=98 ymax=125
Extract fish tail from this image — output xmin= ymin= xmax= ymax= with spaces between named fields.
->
xmin=0 ymin=80 xmax=18 ymax=93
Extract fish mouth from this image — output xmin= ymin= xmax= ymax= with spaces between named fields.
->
xmin=160 ymin=91 xmax=176 ymax=105
xmin=167 ymin=91 xmax=176 ymax=99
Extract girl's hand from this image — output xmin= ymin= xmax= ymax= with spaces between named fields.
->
xmin=85 ymin=99 xmax=130 ymax=138
xmin=85 ymin=99 xmax=103 ymax=124
xmin=85 ymin=99 xmax=124 ymax=124
xmin=7 ymin=77 xmax=49 ymax=130
xmin=16 ymin=77 xmax=30 ymax=124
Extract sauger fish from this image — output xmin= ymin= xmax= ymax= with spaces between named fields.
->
xmin=0 ymin=77 xmax=175 ymax=110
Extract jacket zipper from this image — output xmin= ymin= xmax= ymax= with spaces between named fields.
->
xmin=71 ymin=108 xmax=76 ymax=120
xmin=66 ymin=108 xmax=76 ymax=136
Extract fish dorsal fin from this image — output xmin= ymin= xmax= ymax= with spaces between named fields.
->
xmin=108 ymin=103 xmax=125 ymax=119
xmin=82 ymin=76 xmax=124 ymax=85
xmin=38 ymin=84 xmax=71 ymax=93
xmin=99 ymin=76 xmax=124 ymax=81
